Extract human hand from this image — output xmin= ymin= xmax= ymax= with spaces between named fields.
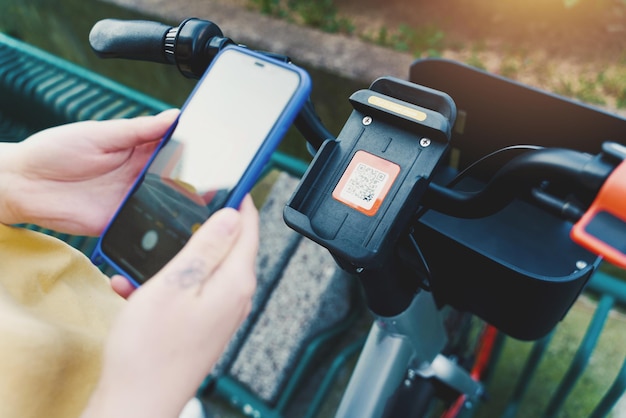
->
xmin=0 ymin=110 xmax=179 ymax=235
xmin=81 ymin=196 xmax=259 ymax=418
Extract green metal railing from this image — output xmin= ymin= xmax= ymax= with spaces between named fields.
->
xmin=0 ymin=32 xmax=170 ymax=127
xmin=495 ymin=271 xmax=626 ymax=418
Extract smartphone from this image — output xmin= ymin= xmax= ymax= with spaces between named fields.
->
xmin=92 ymin=45 xmax=311 ymax=286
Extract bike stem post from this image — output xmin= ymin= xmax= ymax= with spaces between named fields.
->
xmin=335 ymin=288 xmax=445 ymax=418
xmin=334 ymin=255 xmax=484 ymax=418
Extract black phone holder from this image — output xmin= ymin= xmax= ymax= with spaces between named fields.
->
xmin=284 ymin=76 xmax=456 ymax=270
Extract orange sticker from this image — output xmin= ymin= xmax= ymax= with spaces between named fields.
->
xmin=332 ymin=150 xmax=400 ymax=216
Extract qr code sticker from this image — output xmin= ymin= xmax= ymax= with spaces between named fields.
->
xmin=340 ymin=162 xmax=389 ymax=210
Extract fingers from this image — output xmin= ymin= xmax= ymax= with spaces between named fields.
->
xmin=239 ymin=195 xmax=259 ymax=259
xmin=21 ymin=109 xmax=179 ymax=155
xmin=200 ymin=195 xmax=259 ymax=303
xmin=110 ymin=275 xmax=137 ymax=299
xmin=89 ymin=108 xmax=180 ymax=152
xmin=221 ymin=196 xmax=260 ymax=276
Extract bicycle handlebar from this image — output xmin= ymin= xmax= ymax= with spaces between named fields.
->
xmin=423 ymin=146 xmax=614 ymax=219
xmin=90 ymin=18 xmax=230 ymax=77
xmin=89 ymin=18 xmax=334 ymax=150
xmin=89 ymin=19 xmax=175 ymax=64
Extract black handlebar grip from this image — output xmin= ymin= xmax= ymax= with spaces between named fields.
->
xmin=89 ymin=19 xmax=172 ymax=64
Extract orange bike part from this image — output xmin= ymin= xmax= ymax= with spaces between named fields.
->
xmin=571 ymin=160 xmax=626 ymax=268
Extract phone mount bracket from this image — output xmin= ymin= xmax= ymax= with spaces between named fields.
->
xmin=284 ymin=76 xmax=456 ymax=270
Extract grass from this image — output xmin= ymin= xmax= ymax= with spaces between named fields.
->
xmin=248 ymin=0 xmax=355 ymax=34
xmin=442 ymin=47 xmax=626 ymax=112
xmin=477 ymin=295 xmax=626 ymax=417
xmin=361 ymin=23 xmax=445 ymax=58
xmin=246 ymin=0 xmax=626 ymax=111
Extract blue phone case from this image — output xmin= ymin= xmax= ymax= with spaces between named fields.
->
xmin=92 ymin=45 xmax=311 ymax=286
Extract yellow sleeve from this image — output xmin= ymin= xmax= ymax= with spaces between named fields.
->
xmin=0 ymin=224 xmax=125 ymax=418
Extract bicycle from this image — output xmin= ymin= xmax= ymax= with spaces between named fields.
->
xmin=88 ymin=17 xmax=626 ymax=418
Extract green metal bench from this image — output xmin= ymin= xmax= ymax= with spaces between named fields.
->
xmin=0 ymin=31 xmax=358 ymax=418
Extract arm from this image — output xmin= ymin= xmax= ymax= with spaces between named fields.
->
xmin=81 ymin=196 xmax=259 ymax=418
xmin=0 ymin=109 xmax=179 ymax=235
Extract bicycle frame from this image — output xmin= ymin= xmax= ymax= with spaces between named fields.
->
xmin=335 ymin=290 xmax=483 ymax=418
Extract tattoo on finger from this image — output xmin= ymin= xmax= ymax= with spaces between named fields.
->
xmin=164 ymin=259 xmax=209 ymax=289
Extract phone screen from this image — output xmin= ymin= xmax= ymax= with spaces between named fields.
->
xmin=100 ymin=48 xmax=305 ymax=283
